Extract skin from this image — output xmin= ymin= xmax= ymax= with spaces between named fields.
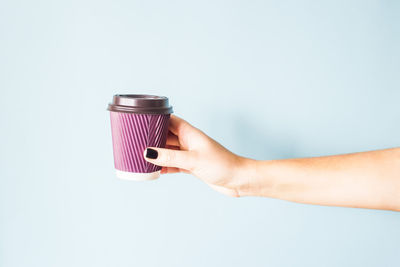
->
xmin=143 ymin=114 xmax=400 ymax=211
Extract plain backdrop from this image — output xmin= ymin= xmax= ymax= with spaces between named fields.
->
xmin=1 ymin=1 xmax=399 ymax=267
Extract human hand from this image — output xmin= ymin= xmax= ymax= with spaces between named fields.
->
xmin=145 ymin=115 xmax=400 ymax=210
xmin=143 ymin=114 xmax=249 ymax=197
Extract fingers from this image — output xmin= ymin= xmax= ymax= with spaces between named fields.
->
xmin=166 ymin=131 xmax=180 ymax=147
xmin=143 ymin=147 xmax=196 ymax=171
xmin=168 ymin=114 xmax=193 ymax=137
xmin=161 ymin=166 xmax=180 ymax=174
xmin=160 ymin=166 xmax=192 ymax=175
xmin=165 ymin=144 xmax=180 ymax=150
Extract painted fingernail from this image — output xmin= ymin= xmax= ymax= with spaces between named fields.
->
xmin=145 ymin=148 xmax=158 ymax=159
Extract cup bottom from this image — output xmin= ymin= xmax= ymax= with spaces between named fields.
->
xmin=115 ymin=169 xmax=161 ymax=181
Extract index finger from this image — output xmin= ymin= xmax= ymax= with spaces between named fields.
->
xmin=168 ymin=114 xmax=192 ymax=137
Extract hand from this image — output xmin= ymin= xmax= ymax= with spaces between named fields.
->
xmin=143 ymin=114 xmax=248 ymax=197
xmin=143 ymin=115 xmax=400 ymax=211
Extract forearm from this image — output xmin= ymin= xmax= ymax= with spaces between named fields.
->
xmin=236 ymin=148 xmax=400 ymax=211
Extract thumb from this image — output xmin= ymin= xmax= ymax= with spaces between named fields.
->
xmin=143 ymin=147 xmax=196 ymax=171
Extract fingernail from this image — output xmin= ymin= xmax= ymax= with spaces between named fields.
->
xmin=145 ymin=148 xmax=158 ymax=159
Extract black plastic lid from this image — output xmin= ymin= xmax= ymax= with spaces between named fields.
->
xmin=107 ymin=94 xmax=173 ymax=114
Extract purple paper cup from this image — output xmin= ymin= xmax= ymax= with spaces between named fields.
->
xmin=107 ymin=94 xmax=173 ymax=181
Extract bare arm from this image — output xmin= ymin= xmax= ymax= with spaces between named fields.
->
xmin=236 ymin=148 xmax=400 ymax=211
xmin=143 ymin=115 xmax=400 ymax=211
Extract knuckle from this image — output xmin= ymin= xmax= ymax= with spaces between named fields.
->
xmin=164 ymin=150 xmax=175 ymax=166
xmin=186 ymin=151 xmax=198 ymax=172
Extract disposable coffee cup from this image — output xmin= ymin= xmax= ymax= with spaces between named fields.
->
xmin=107 ymin=94 xmax=173 ymax=181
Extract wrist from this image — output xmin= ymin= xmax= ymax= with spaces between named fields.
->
xmin=234 ymin=156 xmax=271 ymax=197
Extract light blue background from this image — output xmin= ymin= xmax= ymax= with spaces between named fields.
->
xmin=1 ymin=1 xmax=399 ymax=266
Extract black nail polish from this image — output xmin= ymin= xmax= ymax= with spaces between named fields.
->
xmin=145 ymin=148 xmax=158 ymax=159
